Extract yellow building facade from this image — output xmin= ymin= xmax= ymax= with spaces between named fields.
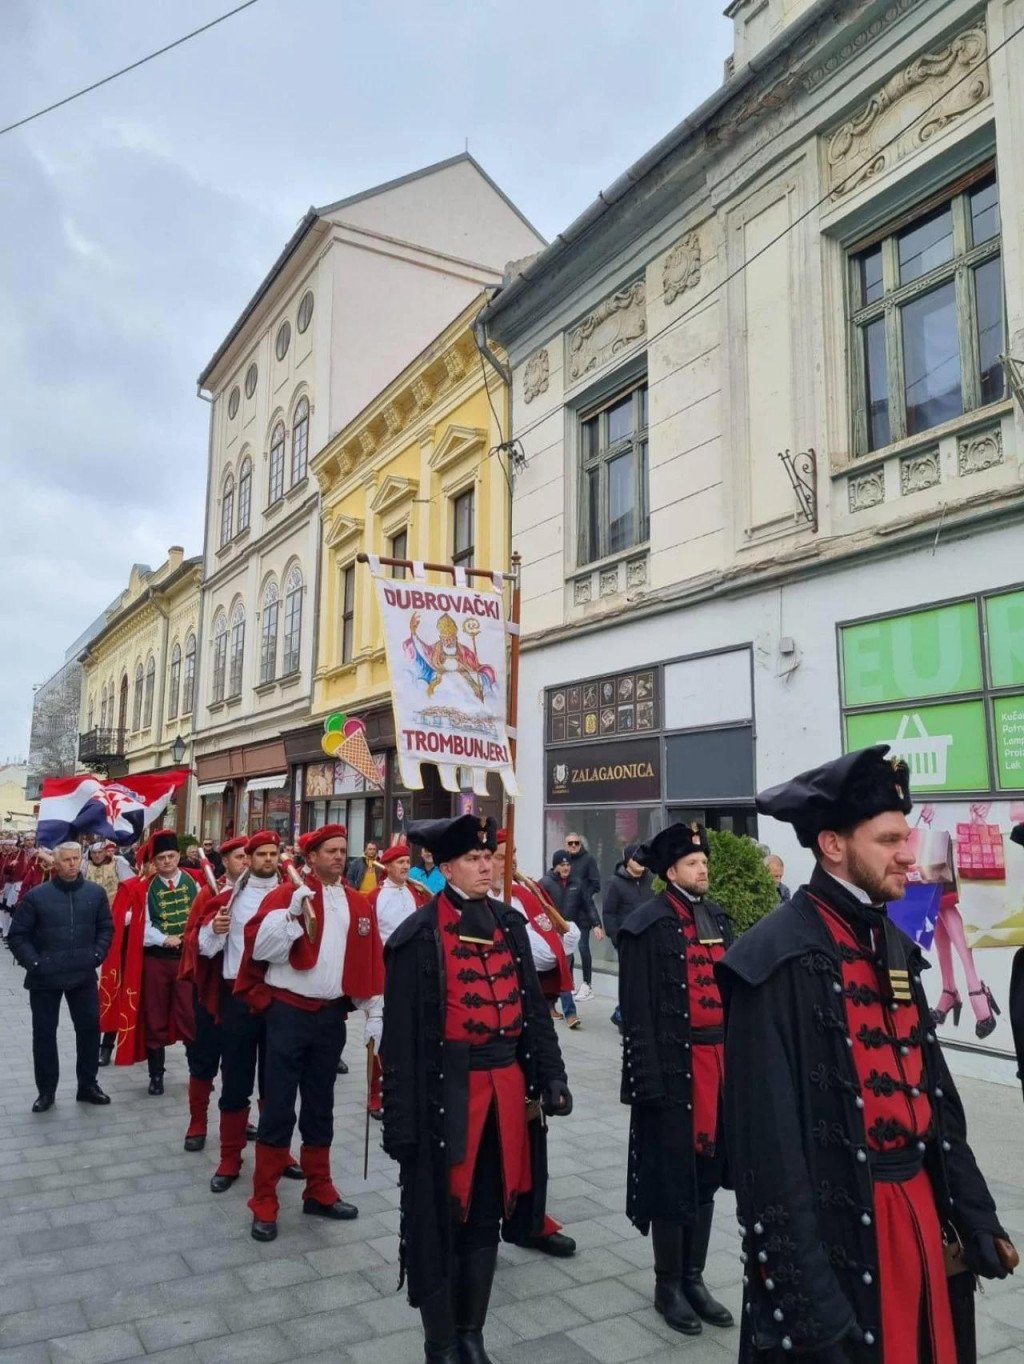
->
xmin=78 ymin=547 xmax=203 ymax=835
xmin=289 ymin=294 xmax=510 ymax=844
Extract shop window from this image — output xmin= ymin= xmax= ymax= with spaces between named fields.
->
xmin=211 ymin=613 xmax=228 ymax=703
xmin=452 ymin=488 xmax=474 ymax=567
xmin=282 ymin=565 xmax=303 ymax=674
xmin=342 ymin=564 xmax=356 ymax=663
xmin=577 ymin=381 xmax=649 ymax=566
xmin=849 ymin=167 xmax=1004 ymax=454
xmin=182 ymin=633 xmax=197 ymax=715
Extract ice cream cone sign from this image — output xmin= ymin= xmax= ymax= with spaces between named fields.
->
xmin=321 ymin=713 xmax=384 ymax=788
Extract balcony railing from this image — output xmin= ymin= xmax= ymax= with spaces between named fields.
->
xmin=78 ymin=728 xmax=127 ymax=768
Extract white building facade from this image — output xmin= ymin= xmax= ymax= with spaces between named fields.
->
xmin=481 ymin=0 xmax=1024 ymax=1077
xmin=193 ymin=155 xmax=544 ymax=842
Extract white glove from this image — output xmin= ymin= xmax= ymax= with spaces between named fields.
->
xmin=364 ymin=1014 xmax=383 ymax=1051
xmin=288 ymin=885 xmax=314 ymax=918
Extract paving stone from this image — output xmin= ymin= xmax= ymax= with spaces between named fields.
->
xmin=47 ymin=1323 xmax=144 ymax=1363
xmin=135 ymin=1307 xmax=229 ymax=1352
xmin=0 ymin=1301 xmax=87 ymax=1349
xmin=193 ymin=1324 xmax=295 ymax=1363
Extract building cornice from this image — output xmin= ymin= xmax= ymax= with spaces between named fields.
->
xmin=80 ymin=560 xmax=202 ymax=664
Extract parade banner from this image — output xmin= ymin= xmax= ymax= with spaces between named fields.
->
xmin=371 ymin=574 xmax=517 ymax=796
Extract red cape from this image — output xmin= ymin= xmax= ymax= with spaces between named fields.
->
xmin=179 ymin=881 xmax=229 ymax=1020
xmin=16 ymin=860 xmax=49 ymax=903
xmin=512 ymin=879 xmax=574 ymax=994
xmin=234 ymin=875 xmax=385 ymax=1012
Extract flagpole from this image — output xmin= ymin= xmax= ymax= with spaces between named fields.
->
xmin=502 ymin=553 xmax=521 ymax=907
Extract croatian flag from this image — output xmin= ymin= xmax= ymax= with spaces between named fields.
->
xmin=37 ymin=769 xmax=190 ymax=849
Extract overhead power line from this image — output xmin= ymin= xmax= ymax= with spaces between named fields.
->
xmin=0 ymin=0 xmax=265 ymax=139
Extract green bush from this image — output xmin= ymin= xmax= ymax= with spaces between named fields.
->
xmin=651 ymin=831 xmax=779 ymax=935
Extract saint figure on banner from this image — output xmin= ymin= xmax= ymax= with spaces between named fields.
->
xmin=403 ymin=611 xmax=497 ymax=707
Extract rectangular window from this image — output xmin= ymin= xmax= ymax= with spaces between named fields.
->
xmin=212 ymin=634 xmax=227 ymax=704
xmin=229 ymin=620 xmax=245 ymax=698
xmin=342 ymin=565 xmax=355 ymax=664
xmin=282 ymin=584 xmax=302 ymax=675
xmin=390 ymin=529 xmax=408 ymax=579
xmin=849 ymin=168 xmax=1004 ymax=454
xmin=260 ymin=599 xmax=279 ymax=684
xmin=182 ymin=643 xmax=196 ymax=715
xmin=578 ymin=380 xmax=649 ymax=566
xmin=452 ymin=489 xmax=474 ymax=567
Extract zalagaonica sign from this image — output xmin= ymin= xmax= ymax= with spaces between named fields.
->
xmin=372 ymin=576 xmax=517 ymax=797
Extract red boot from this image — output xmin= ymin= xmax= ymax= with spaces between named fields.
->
xmin=248 ymin=1142 xmax=294 ymax=1239
xmin=367 ymin=1053 xmax=383 ymax=1119
xmin=184 ymin=1077 xmax=214 ymax=1151
xmin=210 ymin=1108 xmax=249 ymax=1192
xmin=300 ymin=1144 xmax=358 ymax=1220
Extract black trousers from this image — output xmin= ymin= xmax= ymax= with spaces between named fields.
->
xmin=188 ymin=992 xmax=222 ymax=1082
xmin=453 ymin=1110 xmax=504 ymax=1255
xmin=29 ymin=980 xmax=100 ymax=1095
xmin=219 ymin=987 xmax=265 ymax=1113
xmin=257 ymin=998 xmax=345 ymax=1148
xmin=695 ymin=1149 xmax=724 ymax=1206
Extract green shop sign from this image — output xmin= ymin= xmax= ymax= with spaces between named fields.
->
xmin=985 ymin=590 xmax=1024 ymax=689
xmin=994 ymin=694 xmax=1024 ymax=788
xmin=845 ymin=700 xmax=991 ymax=793
xmin=841 ymin=601 xmax=982 ymax=706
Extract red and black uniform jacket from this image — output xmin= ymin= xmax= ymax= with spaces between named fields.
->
xmin=233 ymin=874 xmax=383 ymax=1012
xmin=717 ymin=865 xmax=1005 ymax=1363
xmin=617 ymin=889 xmax=734 ymax=1232
xmin=381 ymin=892 xmax=567 ymax=1307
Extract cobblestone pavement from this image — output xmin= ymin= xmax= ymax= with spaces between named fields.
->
xmin=2 ymin=948 xmax=1023 ymax=1363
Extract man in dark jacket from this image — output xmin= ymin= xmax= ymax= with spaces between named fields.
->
xmin=618 ymin=823 xmax=735 ymax=1338
xmin=540 ymin=850 xmax=583 ymax=1025
xmin=602 ymin=844 xmax=652 ymax=1030
xmin=10 ymin=841 xmax=114 ymax=1113
xmin=382 ymin=814 xmax=572 ymax=1364
xmin=563 ymin=832 xmax=603 ymax=1000
xmin=720 ymin=747 xmax=1017 ymax=1362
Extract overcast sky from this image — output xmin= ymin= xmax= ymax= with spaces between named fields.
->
xmin=0 ymin=0 xmax=733 ymax=762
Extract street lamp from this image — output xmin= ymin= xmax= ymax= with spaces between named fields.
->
xmin=170 ymin=734 xmax=187 ymax=765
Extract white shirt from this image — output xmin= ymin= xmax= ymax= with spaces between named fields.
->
xmin=198 ymin=873 xmax=276 ymax=980
xmin=253 ymin=879 xmax=382 ymax=1020
xmin=506 ymin=888 xmax=580 ymax=970
xmin=826 ymin=871 xmax=874 ymax=906
xmin=143 ymin=871 xmax=186 ymax=947
xmin=375 ymin=879 xmax=419 ymax=946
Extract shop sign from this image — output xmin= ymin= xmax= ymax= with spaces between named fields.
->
xmin=547 ymin=668 xmax=658 ymax=745
xmin=841 ymin=601 xmax=982 ymax=706
xmin=844 ymin=700 xmax=990 ymax=793
xmin=994 ymin=694 xmax=1024 ymax=788
xmin=546 ymin=737 xmax=661 ymax=805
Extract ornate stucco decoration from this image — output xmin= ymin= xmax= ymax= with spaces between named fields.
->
xmin=626 ymin=558 xmax=648 ymax=589
xmin=826 ymin=24 xmax=989 ymax=198
xmin=383 ymin=404 xmax=403 ymax=436
xmin=958 ymin=427 xmax=1003 ymax=475
xmin=359 ymin=430 xmax=377 ymax=458
xmin=443 ymin=346 xmax=467 ymax=385
xmin=599 ymin=567 xmax=620 ymax=597
xmin=573 ymin=577 xmax=592 ymax=606
xmin=523 ymin=349 xmax=550 ymax=405
xmin=412 ymin=378 xmax=434 ymax=411
xmin=848 ymin=468 xmax=884 ymax=512
xmin=567 ymin=281 xmax=646 ymax=382
xmin=899 ymin=449 xmax=940 ymax=495
xmin=662 ymin=233 xmax=702 ymax=305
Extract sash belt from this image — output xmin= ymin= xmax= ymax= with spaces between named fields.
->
xmin=467 ymin=1038 xmax=519 ymax=1070
xmin=869 ymin=1144 xmax=927 ymax=1183
xmin=690 ymin=1026 xmax=725 ymax=1045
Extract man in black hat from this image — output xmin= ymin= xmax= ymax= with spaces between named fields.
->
xmin=617 ymin=822 xmax=735 ymax=1338
xmin=718 ymin=746 xmax=1016 ymax=1362
xmin=140 ymin=830 xmax=201 ymax=1095
xmin=382 ymin=813 xmax=572 ymax=1364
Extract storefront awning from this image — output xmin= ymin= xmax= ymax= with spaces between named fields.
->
xmin=196 ymin=781 xmax=227 ymax=799
xmin=244 ymin=773 xmax=288 ymax=796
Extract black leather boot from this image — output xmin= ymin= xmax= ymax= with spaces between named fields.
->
xmin=651 ymin=1219 xmax=701 ymax=1335
xmin=453 ymin=1246 xmax=498 ymax=1364
xmin=419 ymin=1284 xmax=459 ymax=1363
xmin=681 ymin=1202 xmax=734 ymax=1327
xmin=147 ymin=1047 xmax=165 ymax=1096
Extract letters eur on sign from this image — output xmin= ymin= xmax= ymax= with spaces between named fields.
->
xmin=372 ymin=575 xmax=517 ymax=797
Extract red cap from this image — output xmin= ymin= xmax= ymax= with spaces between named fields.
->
xmin=219 ymin=836 xmax=248 ymax=855
xmin=137 ymin=839 xmax=152 ymax=864
xmin=496 ymin=828 xmax=509 ymax=846
xmin=381 ymin=843 xmax=411 ymax=865
xmin=245 ymin=829 xmax=281 ymax=855
xmin=298 ymin=823 xmax=348 ymax=854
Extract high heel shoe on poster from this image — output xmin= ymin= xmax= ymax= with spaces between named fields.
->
xmin=930 ymin=988 xmax=962 ymax=1027
xmin=970 ymin=983 xmax=1000 ymax=1040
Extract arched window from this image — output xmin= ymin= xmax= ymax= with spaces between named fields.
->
xmin=168 ymin=642 xmax=182 ymax=719
xmin=118 ymin=674 xmax=129 ymax=734
xmin=132 ymin=663 xmax=144 ymax=731
xmin=269 ymin=422 xmax=285 ymax=504
xmin=220 ymin=474 xmax=235 ymax=547
xmin=282 ymin=565 xmax=303 ymax=675
xmin=212 ymin=614 xmax=228 ymax=703
xmin=99 ymin=683 xmax=108 ymax=731
xmin=237 ymin=457 xmax=252 ymax=532
xmin=182 ymin=633 xmax=197 ymax=715
xmin=228 ymin=603 xmax=245 ymax=697
xmin=143 ymin=656 xmax=156 ymax=728
xmin=291 ymin=397 xmax=309 ymax=485
xmin=259 ymin=581 xmax=279 ymax=684
xmin=87 ymin=694 xmax=95 ymax=733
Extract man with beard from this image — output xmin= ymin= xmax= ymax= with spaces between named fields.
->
xmin=178 ymin=836 xmax=249 ymax=1152
xmin=617 ymin=822 xmax=735 ymax=1337
xmin=235 ymin=824 xmax=384 ymax=1241
xmin=719 ymin=746 xmax=1017 ymax=1362
xmin=382 ymin=814 xmax=572 ymax=1364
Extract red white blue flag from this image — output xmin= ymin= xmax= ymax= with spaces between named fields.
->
xmin=37 ymin=769 xmax=190 ymax=848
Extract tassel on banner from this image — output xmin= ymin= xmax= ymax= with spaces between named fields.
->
xmin=411 ymin=560 xmax=426 ymax=581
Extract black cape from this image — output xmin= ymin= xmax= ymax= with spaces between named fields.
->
xmin=380 ymin=893 xmax=567 ymax=1305
xmin=617 ymin=889 xmax=734 ymax=1232
xmin=716 ymin=867 xmax=1004 ymax=1362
